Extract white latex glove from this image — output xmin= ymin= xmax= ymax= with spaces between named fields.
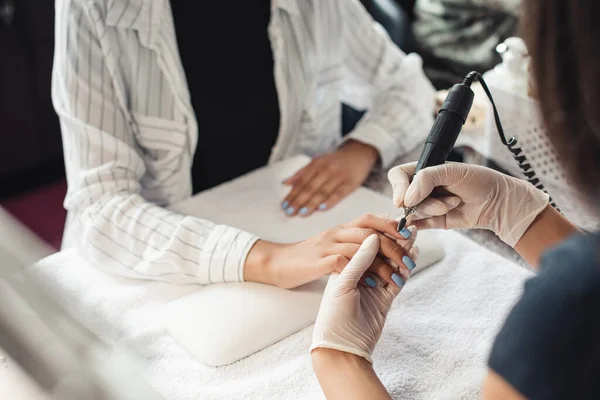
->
xmin=310 ymin=235 xmax=402 ymax=364
xmin=387 ymin=162 xmax=549 ymax=247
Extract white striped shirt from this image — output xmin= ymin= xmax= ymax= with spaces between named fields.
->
xmin=52 ymin=0 xmax=435 ymax=284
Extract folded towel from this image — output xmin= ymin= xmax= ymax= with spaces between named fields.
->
xmin=30 ymin=229 xmax=531 ymax=399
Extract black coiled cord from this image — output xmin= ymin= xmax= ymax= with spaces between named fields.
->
xmin=463 ymin=71 xmax=560 ymax=211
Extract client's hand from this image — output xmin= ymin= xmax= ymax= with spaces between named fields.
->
xmin=281 ymin=140 xmax=378 ymax=217
xmin=244 ymin=214 xmax=418 ymax=289
xmin=388 ymin=162 xmax=549 ymax=246
xmin=310 ymin=235 xmax=402 ymax=363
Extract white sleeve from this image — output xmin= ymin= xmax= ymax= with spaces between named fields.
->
xmin=460 ymin=0 xmax=521 ymax=15
xmin=52 ymin=0 xmax=258 ymax=284
xmin=340 ymin=0 xmax=436 ymax=167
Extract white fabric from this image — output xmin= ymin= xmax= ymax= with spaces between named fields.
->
xmin=311 ymin=235 xmax=402 ymax=364
xmin=52 ymin=0 xmax=436 ymax=285
xmin=29 ymin=230 xmax=532 ymax=399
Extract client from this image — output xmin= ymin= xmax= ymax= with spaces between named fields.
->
xmin=52 ymin=0 xmax=433 ymax=288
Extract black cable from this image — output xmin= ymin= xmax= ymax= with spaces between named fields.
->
xmin=464 ymin=71 xmax=560 ymax=211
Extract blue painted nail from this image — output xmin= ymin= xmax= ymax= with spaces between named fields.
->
xmin=299 ymin=207 xmax=309 ymax=215
xmin=281 ymin=201 xmax=289 ymax=210
xmin=318 ymin=203 xmax=328 ymax=211
xmin=285 ymin=207 xmax=295 ymax=215
xmin=403 ymin=255 xmax=416 ymax=271
xmin=399 ymin=228 xmax=411 ymax=239
xmin=391 ymin=273 xmax=405 ymax=287
xmin=365 ymin=277 xmax=377 ymax=288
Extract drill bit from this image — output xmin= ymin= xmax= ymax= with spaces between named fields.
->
xmin=396 ymin=207 xmax=415 ymax=232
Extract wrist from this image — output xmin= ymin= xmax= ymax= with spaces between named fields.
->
xmin=311 ymin=348 xmax=384 ymax=399
xmin=496 ymin=181 xmax=550 ymax=247
xmin=312 ymin=348 xmax=372 ymax=373
xmin=341 ymin=140 xmax=379 ymax=167
xmin=514 ymin=205 xmax=580 ymax=268
xmin=243 ymin=240 xmax=281 ymax=284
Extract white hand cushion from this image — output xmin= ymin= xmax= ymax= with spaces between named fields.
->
xmin=161 ymin=279 xmax=326 ymax=367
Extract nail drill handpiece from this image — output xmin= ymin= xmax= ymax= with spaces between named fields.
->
xmin=396 ymin=81 xmax=475 ymax=233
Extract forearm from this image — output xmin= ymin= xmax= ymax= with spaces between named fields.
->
xmin=312 ymin=349 xmax=391 ymax=400
xmin=69 ymin=190 xmax=257 ymax=284
xmin=514 ymin=205 xmax=581 ymax=268
xmin=482 ymin=370 xmax=527 ymax=400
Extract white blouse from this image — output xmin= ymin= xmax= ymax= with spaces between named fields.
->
xmin=52 ymin=0 xmax=435 ymax=284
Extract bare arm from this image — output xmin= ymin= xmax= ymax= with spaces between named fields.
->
xmin=312 ymin=349 xmax=391 ymax=400
xmin=482 ymin=370 xmax=527 ymax=400
xmin=514 ymin=205 xmax=580 ymax=268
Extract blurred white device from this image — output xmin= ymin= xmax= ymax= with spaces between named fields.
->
xmin=164 ymin=155 xmax=444 ymax=366
xmin=0 ymin=208 xmax=162 ymax=400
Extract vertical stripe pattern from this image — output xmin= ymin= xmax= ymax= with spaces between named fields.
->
xmin=52 ymin=0 xmax=434 ymax=285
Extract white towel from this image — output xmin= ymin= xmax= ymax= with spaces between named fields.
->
xmin=29 ymin=230 xmax=532 ymax=400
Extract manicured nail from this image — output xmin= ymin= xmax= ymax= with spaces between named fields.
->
xmin=285 ymin=207 xmax=295 ymax=215
xmin=402 ymin=255 xmax=416 ymax=271
xmin=281 ymin=201 xmax=289 ymax=210
xmin=299 ymin=207 xmax=309 ymax=215
xmin=318 ymin=203 xmax=328 ymax=211
xmin=399 ymin=228 xmax=411 ymax=239
xmin=391 ymin=273 xmax=405 ymax=287
xmin=365 ymin=277 xmax=377 ymax=288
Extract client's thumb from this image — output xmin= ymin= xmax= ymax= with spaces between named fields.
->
xmin=339 ymin=234 xmax=379 ymax=288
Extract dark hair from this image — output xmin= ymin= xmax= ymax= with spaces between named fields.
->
xmin=522 ymin=0 xmax=600 ymax=204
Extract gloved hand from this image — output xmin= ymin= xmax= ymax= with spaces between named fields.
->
xmin=387 ymin=162 xmax=549 ymax=247
xmin=310 ymin=235 xmax=405 ymax=363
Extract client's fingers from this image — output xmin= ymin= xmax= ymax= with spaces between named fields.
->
xmin=321 ymin=183 xmax=355 ymax=211
xmin=338 ymin=235 xmax=380 ymax=289
xmin=346 ymin=213 xmax=405 ymax=240
xmin=367 ymin=256 xmax=404 ymax=288
xmin=408 ymin=245 xmax=419 ymax=261
xmin=361 ymin=272 xmax=381 ymax=288
xmin=336 ymin=228 xmax=411 ymax=276
xmin=286 ymin=173 xmax=329 ymax=217
xmin=284 ymin=159 xmax=316 ymax=186
xmin=333 ymin=243 xmax=400 ymax=288
xmin=391 ymin=225 xmax=418 ymax=251
xmin=282 ymin=164 xmax=320 ymax=216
